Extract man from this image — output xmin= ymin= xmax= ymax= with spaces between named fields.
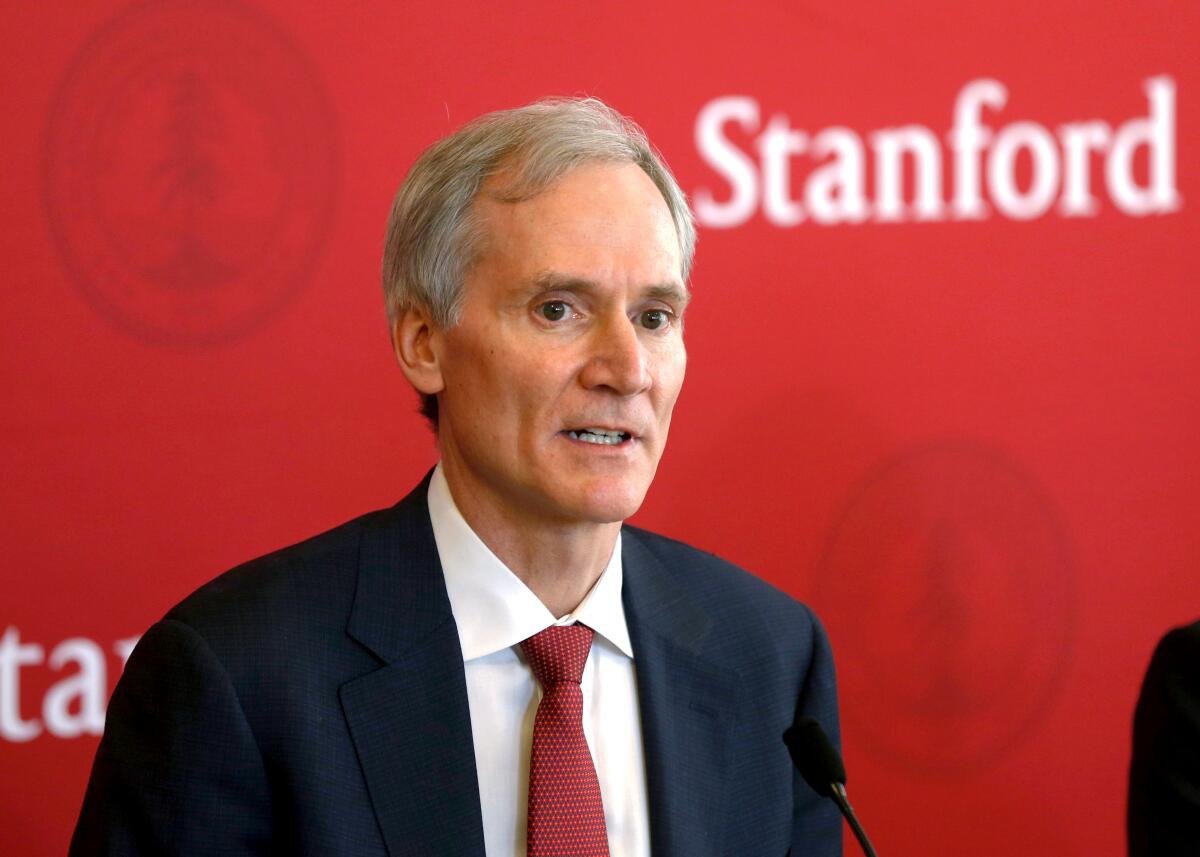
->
xmin=71 ymin=98 xmax=840 ymax=856
xmin=1128 ymin=619 xmax=1200 ymax=856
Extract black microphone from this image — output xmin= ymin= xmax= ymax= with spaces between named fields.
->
xmin=783 ymin=717 xmax=878 ymax=857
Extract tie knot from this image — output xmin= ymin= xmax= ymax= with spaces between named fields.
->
xmin=520 ymin=624 xmax=594 ymax=689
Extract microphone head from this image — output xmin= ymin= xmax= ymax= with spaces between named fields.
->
xmin=783 ymin=716 xmax=846 ymax=797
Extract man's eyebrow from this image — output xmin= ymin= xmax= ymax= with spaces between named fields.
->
xmin=530 ymin=272 xmax=691 ymax=310
xmin=531 ymin=271 xmax=596 ymax=293
xmin=644 ymin=282 xmax=691 ymax=311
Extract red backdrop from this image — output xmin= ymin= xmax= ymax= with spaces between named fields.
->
xmin=3 ymin=2 xmax=1197 ymax=854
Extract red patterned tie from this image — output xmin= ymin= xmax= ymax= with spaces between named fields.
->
xmin=520 ymin=623 xmax=611 ymax=857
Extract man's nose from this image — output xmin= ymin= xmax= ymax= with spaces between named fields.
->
xmin=579 ymin=315 xmax=651 ymax=396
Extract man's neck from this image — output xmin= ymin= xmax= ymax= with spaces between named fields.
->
xmin=439 ymin=466 xmax=621 ymax=619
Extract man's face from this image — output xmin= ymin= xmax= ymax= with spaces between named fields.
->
xmin=433 ymin=161 xmax=688 ymax=529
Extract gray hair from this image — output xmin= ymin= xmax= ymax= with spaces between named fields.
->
xmin=381 ymin=97 xmax=697 ymax=426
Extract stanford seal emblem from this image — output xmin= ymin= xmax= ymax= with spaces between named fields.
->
xmin=43 ymin=0 xmax=338 ymax=346
xmin=816 ymin=442 xmax=1076 ymax=775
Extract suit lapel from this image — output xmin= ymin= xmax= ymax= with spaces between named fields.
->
xmin=335 ymin=484 xmax=738 ymax=857
xmin=623 ymin=530 xmax=740 ymax=857
xmin=340 ymin=480 xmax=485 ymax=857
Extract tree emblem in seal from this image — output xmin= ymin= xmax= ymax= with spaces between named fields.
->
xmin=816 ymin=441 xmax=1076 ymax=775
xmin=43 ymin=0 xmax=339 ymax=347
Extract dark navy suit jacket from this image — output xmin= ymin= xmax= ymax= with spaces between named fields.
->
xmin=1128 ymin=619 xmax=1200 ymax=857
xmin=70 ymin=477 xmax=841 ymax=856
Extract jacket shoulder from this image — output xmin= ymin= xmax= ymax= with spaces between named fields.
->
xmin=1156 ymin=619 xmax=1200 ymax=662
xmin=622 ymin=524 xmax=820 ymax=631
xmin=160 ymin=505 xmax=398 ymax=663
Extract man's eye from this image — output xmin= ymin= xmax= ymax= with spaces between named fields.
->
xmin=539 ymin=301 xmax=569 ymax=322
xmin=639 ymin=309 xmax=670 ymax=330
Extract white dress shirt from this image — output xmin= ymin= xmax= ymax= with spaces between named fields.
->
xmin=427 ymin=464 xmax=651 ymax=857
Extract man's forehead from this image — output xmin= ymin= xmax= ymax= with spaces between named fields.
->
xmin=470 ymin=163 xmax=682 ymax=271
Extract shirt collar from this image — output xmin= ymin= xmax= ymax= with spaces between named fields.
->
xmin=426 ymin=463 xmax=633 ymax=662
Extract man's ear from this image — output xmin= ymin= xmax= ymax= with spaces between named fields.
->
xmin=392 ymin=305 xmax=445 ymax=397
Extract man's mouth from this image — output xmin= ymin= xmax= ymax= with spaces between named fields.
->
xmin=564 ymin=428 xmax=631 ymax=446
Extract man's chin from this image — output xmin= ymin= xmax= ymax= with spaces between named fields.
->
xmin=563 ymin=479 xmax=650 ymax=525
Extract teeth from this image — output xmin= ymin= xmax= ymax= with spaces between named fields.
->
xmin=568 ymin=429 xmax=628 ymax=445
